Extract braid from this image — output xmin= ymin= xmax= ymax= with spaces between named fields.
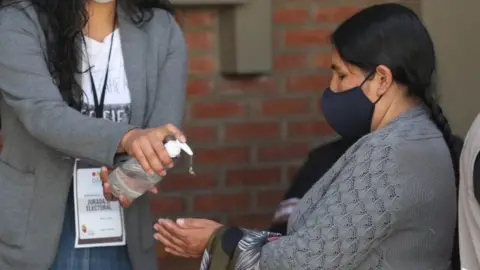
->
xmin=421 ymin=90 xmax=462 ymax=270
xmin=420 ymin=91 xmax=460 ymax=183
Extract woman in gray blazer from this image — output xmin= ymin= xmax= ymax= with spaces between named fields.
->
xmin=0 ymin=0 xmax=186 ymax=269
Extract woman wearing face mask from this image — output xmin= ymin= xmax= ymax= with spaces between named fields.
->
xmin=154 ymin=4 xmax=459 ymax=269
xmin=0 ymin=0 xmax=186 ymax=269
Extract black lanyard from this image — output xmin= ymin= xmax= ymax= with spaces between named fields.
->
xmin=83 ymin=14 xmax=117 ymax=119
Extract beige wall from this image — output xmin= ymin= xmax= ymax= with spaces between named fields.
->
xmin=422 ymin=0 xmax=480 ymax=136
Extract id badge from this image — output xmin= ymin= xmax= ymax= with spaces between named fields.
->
xmin=73 ymin=159 xmax=126 ymax=248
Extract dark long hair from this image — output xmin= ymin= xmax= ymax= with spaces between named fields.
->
xmin=0 ymin=0 xmax=174 ymax=110
xmin=331 ymin=3 xmax=459 ymax=176
xmin=331 ymin=3 xmax=460 ymax=269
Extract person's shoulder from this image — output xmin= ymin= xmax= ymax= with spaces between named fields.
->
xmin=385 ymin=119 xmax=451 ymax=170
xmin=0 ymin=2 xmax=42 ymax=42
xmin=141 ymin=8 xmax=182 ymax=42
xmin=356 ymin=109 xmax=452 ymax=176
xmin=151 ymin=8 xmax=174 ymax=21
xmin=146 ymin=8 xmax=177 ymax=30
xmin=364 ymin=106 xmax=443 ymax=150
xmin=387 ymin=129 xmax=455 ymax=205
xmin=392 ymin=134 xmax=451 ymax=166
xmin=0 ymin=1 xmax=36 ymax=24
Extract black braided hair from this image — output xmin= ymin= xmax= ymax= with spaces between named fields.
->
xmin=421 ymin=87 xmax=460 ymax=180
xmin=331 ymin=3 xmax=460 ymax=179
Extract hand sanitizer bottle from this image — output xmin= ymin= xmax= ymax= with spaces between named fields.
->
xmin=108 ymin=138 xmax=194 ymax=201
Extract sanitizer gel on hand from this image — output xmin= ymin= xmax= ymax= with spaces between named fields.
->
xmin=108 ymin=139 xmax=195 ymax=201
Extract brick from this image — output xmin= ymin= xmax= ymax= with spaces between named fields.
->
xmin=191 ymin=101 xmax=245 ymax=119
xmin=273 ymin=7 xmax=309 ymax=25
xmin=152 ymin=3 xmax=356 ymax=252
xmin=218 ymin=76 xmax=276 ymax=94
xmin=196 ymin=147 xmax=249 ymax=165
xmin=316 ymin=94 xmax=324 ymax=112
xmin=257 ymin=142 xmax=310 ymax=162
xmin=314 ymin=52 xmax=332 ymax=69
xmin=185 ymin=31 xmax=214 ymax=51
xmin=184 ymin=10 xmax=215 ymax=27
xmin=287 ymin=120 xmax=334 ymax=138
xmin=288 ymin=165 xmax=302 ymax=180
xmin=287 ymin=74 xmax=331 ymax=92
xmin=225 ymin=122 xmax=279 ymax=141
xmin=285 ymin=29 xmax=331 ymax=47
xmin=274 ymin=53 xmax=307 ymax=70
xmin=227 ymin=213 xmax=273 ymax=230
xmin=159 ymin=172 xmax=217 ymax=191
xmin=257 ymin=189 xmax=285 ymax=209
xmin=261 ymin=97 xmax=310 ymax=116
xmin=183 ymin=125 xmax=217 ymax=143
xmin=174 ymin=11 xmax=185 ymax=27
xmin=193 ymin=192 xmax=250 ymax=212
xmin=226 ymin=168 xmax=282 ymax=186
xmin=150 ymin=196 xmax=185 ymax=216
xmin=186 ymin=78 xmax=212 ymax=97
xmin=274 ymin=31 xmax=280 ymax=49
xmin=314 ymin=6 xmax=362 ymax=23
xmin=188 ymin=55 xmax=215 ymax=74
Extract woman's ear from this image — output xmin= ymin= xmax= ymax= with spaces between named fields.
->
xmin=375 ymin=65 xmax=393 ymax=96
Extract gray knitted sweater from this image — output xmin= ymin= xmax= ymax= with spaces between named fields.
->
xmin=201 ymin=105 xmax=457 ymax=269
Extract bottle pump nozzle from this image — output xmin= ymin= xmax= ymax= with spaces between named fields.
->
xmin=164 ymin=139 xmax=195 ymax=175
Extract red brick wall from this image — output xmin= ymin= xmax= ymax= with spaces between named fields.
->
xmin=154 ymin=1 xmax=380 ymax=268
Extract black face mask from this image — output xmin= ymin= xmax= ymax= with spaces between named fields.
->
xmin=321 ymin=75 xmax=382 ymax=138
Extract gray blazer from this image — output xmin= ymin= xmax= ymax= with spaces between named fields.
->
xmin=0 ymin=2 xmax=186 ymax=270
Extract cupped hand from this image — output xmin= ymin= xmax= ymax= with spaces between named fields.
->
xmin=120 ymin=123 xmax=186 ymax=176
xmin=153 ymin=218 xmax=222 ymax=258
xmin=100 ymin=166 xmax=158 ymax=208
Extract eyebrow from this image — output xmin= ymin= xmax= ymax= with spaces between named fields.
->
xmin=330 ymin=64 xmax=338 ymax=71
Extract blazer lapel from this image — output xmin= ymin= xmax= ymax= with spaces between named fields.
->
xmin=118 ymin=10 xmax=148 ymax=127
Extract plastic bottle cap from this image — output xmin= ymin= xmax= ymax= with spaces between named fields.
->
xmin=164 ymin=140 xmax=194 ymax=158
xmin=164 ymin=141 xmax=182 ymax=158
xmin=178 ymin=141 xmax=193 ymax=156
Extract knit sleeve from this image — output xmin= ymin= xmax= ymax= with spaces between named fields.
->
xmin=258 ymin=145 xmax=399 ymax=269
xmin=200 ymin=111 xmax=455 ymax=269
xmin=201 ymin=143 xmax=403 ymax=269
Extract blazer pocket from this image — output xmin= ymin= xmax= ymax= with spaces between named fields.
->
xmin=0 ymin=161 xmax=35 ymax=248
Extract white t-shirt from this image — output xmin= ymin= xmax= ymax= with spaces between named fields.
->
xmin=81 ymin=29 xmax=131 ymax=123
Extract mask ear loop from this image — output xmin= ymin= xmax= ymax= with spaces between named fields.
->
xmin=359 ymin=71 xmax=375 ymax=87
xmin=360 ymin=71 xmax=384 ymax=104
xmin=373 ymin=93 xmax=384 ymax=104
